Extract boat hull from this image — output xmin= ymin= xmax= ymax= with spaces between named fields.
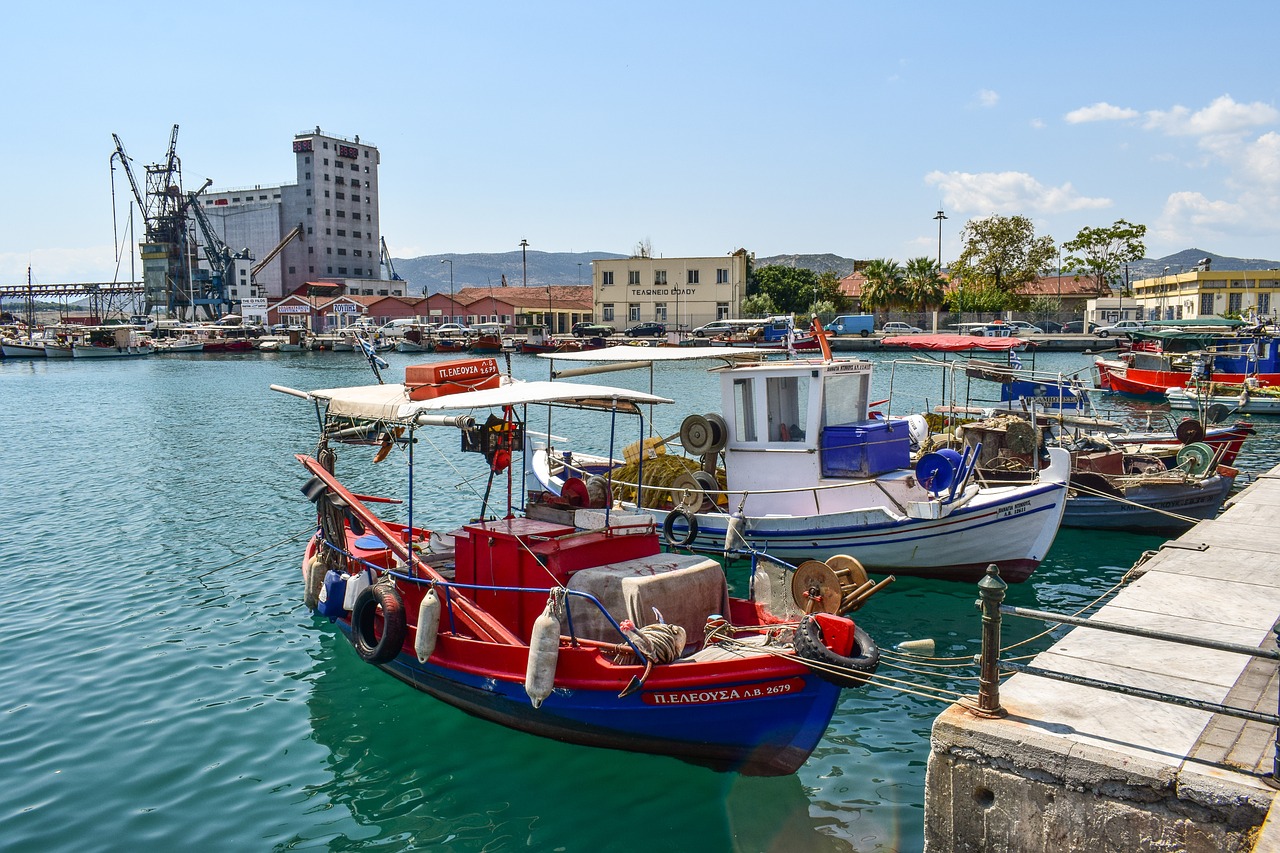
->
xmin=1063 ymin=473 xmax=1234 ymax=533
xmin=334 ymin=622 xmax=841 ymax=775
xmin=72 ymin=344 xmax=153 ymax=358
xmin=647 ymin=480 xmax=1066 ymax=583
xmin=2 ymin=342 xmax=47 ymax=358
xmin=1167 ymin=387 xmax=1280 ymax=415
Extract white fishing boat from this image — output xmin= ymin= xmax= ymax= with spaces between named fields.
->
xmin=532 ymin=344 xmax=1070 ymax=583
xmin=72 ymin=327 xmax=153 ymax=358
xmin=1166 ymin=383 xmax=1280 ymax=416
xmin=1 ymin=336 xmax=48 ymax=358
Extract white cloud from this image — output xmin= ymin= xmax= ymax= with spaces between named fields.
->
xmin=924 ymin=170 xmax=1111 ymax=215
xmin=1236 ymin=131 xmax=1280 ymax=188
xmin=1029 ymin=118 xmax=1046 ymax=130
xmin=1064 ymin=102 xmax=1138 ymax=124
xmin=976 ymin=89 xmax=999 ymax=108
xmin=1144 ymin=94 xmax=1279 ymax=137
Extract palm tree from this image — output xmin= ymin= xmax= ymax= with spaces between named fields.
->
xmin=859 ymin=259 xmax=906 ymax=324
xmin=903 ymin=257 xmax=947 ymax=326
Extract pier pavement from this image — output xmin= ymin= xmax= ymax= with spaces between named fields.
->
xmin=925 ymin=466 xmax=1280 ymax=852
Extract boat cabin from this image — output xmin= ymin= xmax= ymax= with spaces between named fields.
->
xmin=718 ymin=359 xmax=911 ymax=514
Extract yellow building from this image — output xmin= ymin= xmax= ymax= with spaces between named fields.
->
xmin=591 ymin=250 xmax=750 ymax=331
xmin=1132 ymin=268 xmax=1280 ymax=321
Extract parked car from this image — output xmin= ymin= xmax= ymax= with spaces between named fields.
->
xmin=1061 ymin=321 xmax=1100 ymax=334
xmin=881 ymin=321 xmax=924 ymax=335
xmin=1095 ymin=320 xmax=1147 ymax=338
xmin=571 ymin=321 xmax=615 ymax=338
xmin=1038 ymin=321 xmax=1064 ymax=333
xmin=625 ymin=321 xmax=667 ymax=337
xmin=692 ymin=320 xmax=739 ymax=338
xmin=434 ymin=322 xmax=473 ymax=338
xmin=829 ymin=315 xmax=876 ymax=337
xmin=1005 ymin=320 xmax=1044 ymax=335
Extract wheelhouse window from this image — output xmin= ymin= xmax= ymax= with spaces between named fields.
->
xmin=766 ymin=375 xmax=809 ymax=442
xmin=822 ymin=372 xmax=870 ymax=427
xmin=732 ymin=378 xmax=757 ymax=442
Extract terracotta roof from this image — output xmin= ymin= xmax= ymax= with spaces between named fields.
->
xmin=453 ymin=284 xmax=593 ymax=310
xmin=1020 ymin=275 xmax=1109 ymax=297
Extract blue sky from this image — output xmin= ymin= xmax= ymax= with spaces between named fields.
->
xmin=4 ymin=1 xmax=1280 ymax=286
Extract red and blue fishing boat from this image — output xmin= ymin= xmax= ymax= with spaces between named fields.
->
xmin=273 ymin=357 xmax=882 ymax=775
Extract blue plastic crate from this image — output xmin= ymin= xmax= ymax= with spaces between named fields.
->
xmin=820 ymin=419 xmax=911 ymax=478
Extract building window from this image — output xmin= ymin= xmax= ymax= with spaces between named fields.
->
xmin=716 ymin=302 xmax=729 ymax=320
xmin=338 ymin=267 xmax=347 ymax=275
xmin=654 ymin=270 xmax=667 ymax=285
xmin=1229 ymin=292 xmax=1243 ymax=313
xmin=288 ymin=266 xmax=296 ymax=274
xmin=353 ymin=231 xmax=361 ymax=238
xmin=337 ymin=248 xmax=346 ymax=256
xmin=717 ymin=268 xmax=729 ymax=284
xmin=1261 ymin=293 xmax=1271 ymax=315
xmin=325 ymin=209 xmax=330 ymax=216
xmin=305 ymin=172 xmax=311 ymax=179
xmin=324 ymin=174 xmax=329 ymax=181
xmin=601 ymin=271 xmax=614 ymax=286
xmin=308 ymin=246 xmax=313 ymax=254
xmin=1200 ymin=292 xmax=1215 ymax=315
xmin=628 ymin=270 xmax=640 ymax=285
xmin=352 ymin=194 xmax=360 ymax=202
xmin=602 ymin=303 xmax=615 ymax=321
xmin=354 ymin=249 xmax=362 ymax=257
xmin=654 ymin=302 xmax=667 ymax=321
xmin=306 ymin=189 xmax=312 ymax=196
xmin=629 ymin=303 xmax=640 ymax=322
xmin=309 ymin=266 xmax=314 ymax=272
xmin=337 ymin=229 xmax=346 ymax=237
xmin=307 ymin=227 xmax=313 ymax=234
xmin=687 ymin=269 xmax=699 ymax=284
xmin=326 ymin=247 xmax=332 ymax=254
xmin=337 ymin=211 xmax=345 ymax=218
xmin=324 ymin=190 xmax=330 ymax=198
xmin=306 ymin=208 xmax=312 ymax=215
xmin=336 ymin=192 xmax=345 ymax=200
xmin=325 ymin=228 xmax=331 ymax=235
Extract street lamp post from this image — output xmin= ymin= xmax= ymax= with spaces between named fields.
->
xmin=440 ymin=258 xmax=453 ymax=323
xmin=934 ymin=209 xmax=948 ymax=321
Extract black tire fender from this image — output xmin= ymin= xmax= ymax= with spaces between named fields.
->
xmin=351 ymin=583 xmax=407 ymax=665
xmin=793 ymin=615 xmax=880 ymax=688
xmin=662 ymin=507 xmax=699 ymax=547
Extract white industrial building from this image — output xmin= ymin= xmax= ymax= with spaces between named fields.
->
xmin=197 ymin=128 xmax=405 ymax=301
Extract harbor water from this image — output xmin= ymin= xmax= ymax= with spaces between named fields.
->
xmin=3 ymin=348 xmax=1277 ymax=851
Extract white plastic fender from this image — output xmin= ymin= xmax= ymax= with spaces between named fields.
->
xmin=524 ymin=594 xmax=563 ymax=709
xmin=415 ymin=588 xmax=441 ymax=663
xmin=342 ymin=568 xmax=372 ymax=610
xmin=723 ymin=512 xmax=744 ymax=555
xmin=304 ymin=553 xmax=325 ymax=610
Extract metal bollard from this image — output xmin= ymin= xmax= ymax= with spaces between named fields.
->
xmin=974 ymin=563 xmax=1008 ymax=717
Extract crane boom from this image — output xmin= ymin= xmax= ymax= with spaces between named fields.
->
xmin=252 ymin=223 xmax=303 ymax=278
xmin=110 ymin=133 xmax=147 ymax=219
xmin=380 ymin=236 xmax=404 ymax=280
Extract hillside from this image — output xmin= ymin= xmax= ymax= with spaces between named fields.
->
xmin=390 ymin=248 xmax=1280 ymax=296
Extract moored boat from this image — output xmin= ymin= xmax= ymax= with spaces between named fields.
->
xmin=272 ymin=360 xmax=884 ymax=774
xmin=536 ymin=340 xmax=1071 ymax=583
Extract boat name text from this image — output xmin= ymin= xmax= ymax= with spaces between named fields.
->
xmin=642 ymin=677 xmax=805 ymax=705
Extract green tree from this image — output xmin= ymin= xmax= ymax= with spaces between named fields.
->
xmin=903 ymin=256 xmax=947 ymax=310
xmin=814 ymin=271 xmax=849 ymax=312
xmin=1028 ymin=296 xmax=1062 ymax=326
xmin=1061 ymin=219 xmax=1147 ymax=296
xmin=951 ymin=215 xmax=1056 ymax=312
xmin=740 ymin=292 xmax=777 ymax=317
xmin=750 ymin=265 xmax=819 ymax=315
xmin=860 ymin=258 xmax=906 ymax=320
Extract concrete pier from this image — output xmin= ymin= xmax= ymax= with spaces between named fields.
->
xmin=924 ymin=469 xmax=1280 ymax=852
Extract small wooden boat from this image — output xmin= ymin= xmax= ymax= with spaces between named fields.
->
xmin=273 ymin=360 xmax=882 ymax=775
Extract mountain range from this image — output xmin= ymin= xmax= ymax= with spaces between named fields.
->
xmin=391 ymin=249 xmax=1280 ymax=296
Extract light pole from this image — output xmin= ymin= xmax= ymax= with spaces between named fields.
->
xmin=440 ymin=258 xmax=453 ymax=323
xmin=1162 ymin=265 xmax=1170 ymax=322
xmin=934 ymin=209 xmax=948 ymax=320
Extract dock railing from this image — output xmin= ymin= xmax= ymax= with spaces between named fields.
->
xmin=973 ymin=563 xmax=1280 ymax=784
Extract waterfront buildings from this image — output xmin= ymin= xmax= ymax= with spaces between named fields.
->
xmin=198 ymin=127 xmax=406 ymax=304
xmin=590 ymin=250 xmax=749 ymax=331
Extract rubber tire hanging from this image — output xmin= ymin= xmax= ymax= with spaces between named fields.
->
xmin=793 ymin=615 xmax=881 ymax=688
xmin=662 ymin=508 xmax=699 ymax=547
xmin=351 ymin=584 xmax=407 ymax=665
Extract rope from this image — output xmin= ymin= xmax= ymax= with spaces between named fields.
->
xmin=196 ymin=527 xmax=316 ymax=578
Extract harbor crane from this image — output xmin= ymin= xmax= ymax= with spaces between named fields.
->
xmin=380 ymin=236 xmax=404 ymax=281
xmin=111 ymin=124 xmax=225 ymax=320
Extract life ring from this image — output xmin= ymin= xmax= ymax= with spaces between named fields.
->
xmin=793 ymin=615 xmax=880 ymax=688
xmin=350 ymin=583 xmax=407 ymax=665
xmin=662 ymin=508 xmax=699 ymax=547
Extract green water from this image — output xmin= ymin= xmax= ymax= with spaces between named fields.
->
xmin=1 ymin=349 xmax=1273 ymax=851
